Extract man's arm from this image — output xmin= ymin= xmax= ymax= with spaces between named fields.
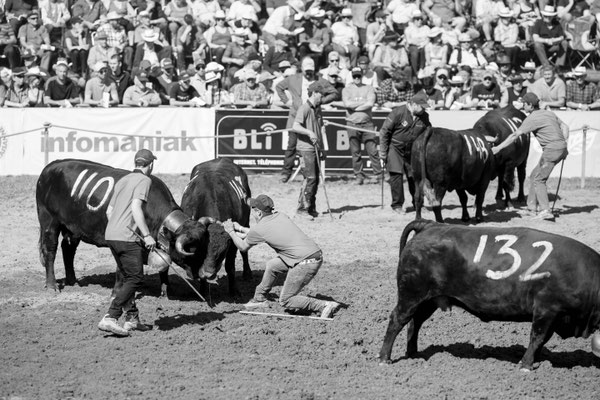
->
xmin=559 ymin=119 xmax=569 ymax=141
xmin=222 ymin=219 xmax=252 ymax=252
xmin=131 ymin=198 xmax=156 ymax=250
xmin=492 ymin=129 xmax=523 ymax=154
xmin=354 ymin=87 xmax=376 ymax=111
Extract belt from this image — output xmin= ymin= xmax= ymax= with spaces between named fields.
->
xmin=296 ymin=252 xmax=323 ymax=266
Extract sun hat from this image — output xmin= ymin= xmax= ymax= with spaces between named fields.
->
xmin=498 ymin=7 xmax=513 ymax=18
xmin=572 ymin=66 xmax=587 ymax=77
xmin=106 ymin=11 xmax=121 ymax=20
xmin=351 ymin=66 xmax=363 ymax=77
xmin=428 ymin=27 xmax=443 ymax=38
xmin=288 ymin=0 xmax=305 ymax=14
xmin=340 ymin=8 xmax=353 ymax=17
xmin=205 ymin=71 xmax=221 ymax=83
xmin=412 ymin=10 xmax=423 ymax=19
xmin=206 ymin=61 xmax=225 ymax=73
xmin=522 ymin=61 xmax=536 ymax=71
xmin=541 ymin=5 xmax=558 ymax=16
xmin=92 ymin=61 xmax=108 ymax=72
xmin=458 ymin=33 xmax=472 ymax=42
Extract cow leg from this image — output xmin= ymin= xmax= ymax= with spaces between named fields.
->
xmin=414 ymin=183 xmax=425 ymax=220
xmin=60 ymin=233 xmax=80 ymax=286
xmin=241 ymin=250 xmax=252 ymax=280
xmin=225 ymin=245 xmax=241 ymax=297
xmin=38 ymin=211 xmax=61 ymax=291
xmin=406 ymin=299 xmax=438 ymax=357
xmin=519 ymin=314 xmax=556 ymax=371
xmin=495 ymin=166 xmax=505 ymax=203
xmin=379 ymin=303 xmax=417 ymax=364
xmin=516 ymin=161 xmax=527 ymax=203
xmin=474 ymin=182 xmax=491 ymax=223
xmin=159 ymin=270 xmax=169 ymax=297
xmin=456 ymin=190 xmax=470 ymax=222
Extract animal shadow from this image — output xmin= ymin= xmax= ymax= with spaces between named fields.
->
xmin=558 ymin=204 xmax=598 ymax=216
xmin=331 ymin=204 xmax=381 ymax=213
xmin=154 ymin=310 xmax=228 ymax=331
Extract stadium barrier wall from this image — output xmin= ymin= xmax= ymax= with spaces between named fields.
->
xmin=1 ymin=108 xmax=598 ymax=181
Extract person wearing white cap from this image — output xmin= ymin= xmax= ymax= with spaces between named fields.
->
xmin=261 ymin=0 xmax=305 ymax=47
xmin=404 ymin=10 xmax=431 ymax=76
xmin=424 ymin=27 xmax=448 ymax=69
xmin=330 ymin=8 xmax=360 ymax=67
xmin=468 ymin=69 xmax=502 ymax=109
xmin=84 ymin=61 xmax=119 ymax=106
xmin=565 ymin=67 xmax=600 ymax=110
xmin=531 ymin=5 xmax=567 ymax=67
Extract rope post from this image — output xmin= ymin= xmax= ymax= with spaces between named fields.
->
xmin=581 ymin=125 xmax=588 ymax=189
xmin=43 ymin=122 xmax=51 ymax=166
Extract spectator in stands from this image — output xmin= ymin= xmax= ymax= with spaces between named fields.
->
xmin=87 ymin=31 xmax=113 ymax=71
xmin=565 ymin=67 xmax=600 ymax=110
xmin=232 ymin=15 xmax=259 ymax=45
xmin=164 ymin=0 xmax=191 ymax=48
xmin=227 ymin=0 xmax=260 ymax=25
xmin=319 ymin=50 xmax=351 ymax=83
xmin=323 ymin=66 xmax=345 ymax=97
xmin=231 ymin=68 xmax=269 ymax=108
xmin=365 ymin=10 xmax=387 ymax=61
xmin=0 ymin=10 xmax=20 ymax=69
xmin=494 ymin=7 xmax=520 ymax=68
xmin=265 ymin=0 xmax=287 ymax=17
xmin=175 ymin=14 xmax=207 ymax=71
xmin=501 ymin=74 xmax=528 ymax=108
xmin=106 ymin=53 xmax=130 ymax=103
xmin=298 ymin=8 xmax=331 ymax=67
xmin=276 ymin=57 xmax=338 ymax=183
xmin=2 ymin=66 xmax=29 ymax=107
xmin=44 ymin=61 xmax=81 ymax=107
xmin=404 ymin=10 xmax=431 ymax=77
xmin=136 ymin=0 xmax=168 ymax=34
xmin=64 ymin=16 xmax=89 ymax=77
xmin=433 ymin=67 xmax=453 ymax=105
xmin=191 ymin=0 xmax=222 ymax=26
xmin=24 ymin=67 xmax=45 ymax=106
xmin=97 ymin=11 xmax=133 ymax=71
xmin=353 ymin=55 xmax=378 ymax=87
xmin=4 ymin=0 xmax=37 ymax=35
xmin=424 ymin=27 xmax=448 ymax=70
xmin=422 ymin=0 xmax=467 ymax=32
xmin=445 ymin=74 xmax=468 ymax=109
xmin=521 ymin=60 xmax=537 ymax=86
xmin=84 ymin=61 xmax=119 ymax=106
xmin=261 ymin=0 xmax=304 ymax=47
xmin=263 ymin=37 xmax=296 ymax=73
xmin=40 ymin=0 xmax=70 ymax=49
xmin=204 ymin=10 xmax=230 ymax=64
xmin=475 ymin=0 xmax=504 ymax=42
xmin=331 ymin=8 xmax=361 ymax=68
xmin=222 ymin=28 xmax=256 ymax=88
xmin=528 ymin=64 xmax=565 ymax=108
xmin=71 ymin=0 xmax=107 ymax=31
xmin=386 ymin=0 xmax=419 ymax=35
xmin=107 ymin=0 xmax=136 ymax=23
xmin=531 ymin=5 xmax=567 ymax=68
xmin=19 ymin=10 xmax=57 ymax=72
xmin=204 ymin=69 xmax=231 ymax=106
xmin=512 ymin=0 xmax=540 ymax=42
xmin=469 ymin=69 xmax=502 ymax=108
xmin=155 ymin=57 xmax=176 ymax=104
xmin=133 ymin=10 xmax=168 ymax=48
xmin=257 ymin=70 xmax=276 ymax=105
xmin=0 ymin=68 xmax=9 ymax=106
xmin=169 ymin=70 xmax=203 ymax=106
xmin=132 ymin=29 xmax=171 ymax=71
xmin=123 ymin=69 xmax=161 ymax=106
xmin=375 ymin=68 xmax=414 ymax=108
xmin=334 ymin=66 xmax=382 ymax=185
xmin=372 ymin=31 xmax=410 ymax=83
xmin=448 ymin=33 xmax=488 ymax=68
xmin=189 ymin=59 xmax=206 ymax=97
xmin=440 ymin=17 xmax=460 ymax=49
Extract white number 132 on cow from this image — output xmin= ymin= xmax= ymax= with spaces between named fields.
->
xmin=473 ymin=234 xmax=553 ymax=281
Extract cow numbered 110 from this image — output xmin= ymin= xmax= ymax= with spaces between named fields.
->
xmin=380 ymin=220 xmax=600 ymax=371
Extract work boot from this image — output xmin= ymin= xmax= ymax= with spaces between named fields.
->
xmin=98 ymin=315 xmax=130 ymax=337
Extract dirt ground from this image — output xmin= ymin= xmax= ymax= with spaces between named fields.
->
xmin=1 ymin=171 xmax=600 ymax=400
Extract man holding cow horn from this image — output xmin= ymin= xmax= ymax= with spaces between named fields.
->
xmin=492 ymin=92 xmax=569 ymax=221
xmin=379 ymin=92 xmax=432 ymax=214
xmin=98 ymin=149 xmax=157 ymax=336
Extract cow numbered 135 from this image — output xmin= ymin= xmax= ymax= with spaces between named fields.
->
xmin=380 ymin=220 xmax=600 ymax=371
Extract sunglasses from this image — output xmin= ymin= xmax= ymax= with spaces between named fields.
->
xmin=342 ymin=16 xmax=352 ymax=19
xmin=99 ymin=69 xmax=108 ymax=73
xmin=329 ymin=59 xmax=339 ymax=62
xmin=437 ymin=75 xmax=447 ymax=80
xmin=483 ymin=77 xmax=493 ymax=81
xmin=29 ymin=16 xmax=39 ymax=20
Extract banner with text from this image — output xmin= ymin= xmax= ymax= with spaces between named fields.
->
xmin=0 ymin=108 xmax=215 ymax=175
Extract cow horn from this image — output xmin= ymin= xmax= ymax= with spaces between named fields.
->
xmin=199 ymin=216 xmax=217 ymax=226
xmin=175 ymin=234 xmax=195 ymax=256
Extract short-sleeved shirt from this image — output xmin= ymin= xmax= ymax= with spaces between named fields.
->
xmin=342 ymin=83 xmax=376 ymax=124
xmin=169 ymin=83 xmax=199 ymax=102
xmin=531 ymin=18 xmax=565 ymax=39
xmin=529 ymin=77 xmax=566 ymax=104
xmin=471 ymin=83 xmax=502 ymax=102
xmin=566 ymin=81 xmax=599 ymax=105
xmin=518 ymin=109 xmax=567 ymax=151
xmin=246 ymin=212 xmax=321 ymax=267
xmin=45 ymin=78 xmax=80 ymax=101
xmin=105 ymin=171 xmax=152 ymax=242
xmin=294 ymin=100 xmax=323 ymax=151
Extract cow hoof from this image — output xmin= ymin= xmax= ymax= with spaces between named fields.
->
xmin=519 ymin=367 xmax=532 ymax=373
xmin=378 ymin=359 xmax=392 ymax=366
xmin=461 ymin=217 xmax=470 ymax=223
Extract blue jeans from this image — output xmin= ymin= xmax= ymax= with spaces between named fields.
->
xmin=107 ymin=240 xmax=144 ymax=320
xmin=527 ymin=147 xmax=568 ymax=212
xmin=297 ymin=149 xmax=319 ymax=212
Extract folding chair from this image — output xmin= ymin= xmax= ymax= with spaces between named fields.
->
xmin=565 ymin=16 xmax=599 ymax=69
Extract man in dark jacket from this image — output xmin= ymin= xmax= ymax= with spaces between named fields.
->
xmin=379 ymin=91 xmax=431 ymax=214
xmin=106 ymin=53 xmax=131 ymax=104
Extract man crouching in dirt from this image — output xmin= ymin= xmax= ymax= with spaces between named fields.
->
xmin=222 ymin=194 xmax=341 ymax=318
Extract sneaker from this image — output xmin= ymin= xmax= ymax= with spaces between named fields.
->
xmin=279 ymin=175 xmax=290 ymax=183
xmin=320 ymin=301 xmax=341 ymax=318
xmin=356 ymin=175 xmax=365 ymax=185
xmin=392 ymin=207 xmax=407 ymax=215
xmin=295 ymin=210 xmax=314 ymax=221
xmin=123 ymin=319 xmax=152 ymax=332
xmin=244 ymin=298 xmax=269 ymax=308
xmin=532 ymin=209 xmax=554 ymax=220
xmin=98 ymin=315 xmax=130 ymax=337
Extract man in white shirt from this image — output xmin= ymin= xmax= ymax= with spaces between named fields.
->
xmin=261 ymin=0 xmax=304 ymax=47
xmin=331 ymin=8 xmax=360 ymax=67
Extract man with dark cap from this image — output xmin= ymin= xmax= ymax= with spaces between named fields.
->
xmin=123 ymin=70 xmax=161 ymax=106
xmin=222 ymin=194 xmax=341 ymax=319
xmin=492 ymin=92 xmax=569 ymax=220
xmin=379 ymin=91 xmax=431 ymax=214
xmin=98 ymin=149 xmax=157 ymax=336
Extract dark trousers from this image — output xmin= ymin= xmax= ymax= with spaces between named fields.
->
xmin=408 ymin=45 xmax=425 ymax=76
xmin=281 ymin=116 xmax=298 ymax=176
xmin=107 ymin=240 xmax=144 ymax=320
xmin=348 ymin=122 xmax=382 ymax=178
xmin=389 ymin=171 xmax=415 ymax=210
xmin=532 ymin=41 xmax=567 ymax=67
xmin=0 ymin=44 xmax=20 ymax=69
xmin=69 ymin=49 xmax=89 ymax=76
xmin=297 ymin=149 xmax=319 ymax=212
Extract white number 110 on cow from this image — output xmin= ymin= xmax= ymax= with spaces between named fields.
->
xmin=473 ymin=235 xmax=553 ymax=282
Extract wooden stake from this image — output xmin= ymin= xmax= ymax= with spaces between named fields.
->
xmin=239 ymin=310 xmax=333 ymax=321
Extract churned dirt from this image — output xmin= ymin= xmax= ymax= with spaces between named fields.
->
xmin=1 ymin=172 xmax=600 ymax=400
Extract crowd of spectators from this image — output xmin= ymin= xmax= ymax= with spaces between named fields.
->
xmin=0 ymin=0 xmax=599 ymax=110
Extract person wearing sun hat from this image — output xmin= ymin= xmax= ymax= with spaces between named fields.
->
xmin=2 ymin=66 xmax=29 ymax=108
xmin=404 ymin=9 xmax=431 ymax=76
xmin=231 ymin=68 xmax=269 ymax=108
xmin=531 ymin=5 xmax=567 ymax=67
xmin=448 ymin=32 xmax=487 ymax=68
xmin=96 ymin=11 xmax=133 ymax=71
xmin=565 ymin=66 xmax=600 ymax=110
xmin=494 ymin=7 xmax=520 ymax=68
xmin=500 ymin=74 xmax=528 ymax=108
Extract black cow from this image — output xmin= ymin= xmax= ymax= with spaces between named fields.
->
xmin=474 ymin=106 xmax=530 ymax=209
xmin=380 ymin=220 xmax=600 ymax=371
xmin=411 ymin=126 xmax=496 ymax=223
xmin=180 ymin=158 xmax=252 ymax=297
xmin=36 ymin=159 xmax=211 ymax=295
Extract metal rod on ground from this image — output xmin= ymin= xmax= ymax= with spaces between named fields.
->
xmin=239 ymin=310 xmax=333 ymax=321
xmin=127 ymin=227 xmax=211 ymax=307
xmin=289 ymin=163 xmax=302 ymax=182
xmin=43 ymin=122 xmax=51 ymax=166
xmin=581 ymin=125 xmax=588 ymax=189
xmin=551 ymin=159 xmax=565 ymax=215
xmin=381 ymin=171 xmax=385 ymax=209
xmin=314 ymin=145 xmax=334 ymax=220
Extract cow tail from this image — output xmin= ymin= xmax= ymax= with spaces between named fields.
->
xmin=399 ymin=219 xmax=435 ymax=256
xmin=504 ymin=168 xmax=515 ymax=192
xmin=419 ymin=126 xmax=434 ymax=191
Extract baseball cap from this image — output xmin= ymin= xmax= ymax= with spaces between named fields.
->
xmin=301 ymin=57 xmax=315 ymax=72
xmin=482 ymin=71 xmax=494 ymax=79
xmin=521 ymin=92 xmax=539 ymax=107
xmin=134 ymin=149 xmax=157 ymax=166
xmin=248 ymin=194 xmax=274 ymax=213
xmin=278 ymin=60 xmax=292 ymax=69
xmin=160 ymin=58 xmax=173 ymax=69
xmin=351 ymin=67 xmax=363 ymax=77
xmin=135 ymin=70 xmax=149 ymax=82
xmin=508 ymin=74 xmax=524 ymax=83
xmin=179 ymin=71 xmax=191 ymax=82
xmin=358 ymin=55 xmax=370 ymax=64
xmin=411 ymin=91 xmax=430 ymax=108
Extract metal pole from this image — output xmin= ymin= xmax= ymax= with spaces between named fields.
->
xmin=581 ymin=125 xmax=588 ymax=189
xmin=314 ymin=145 xmax=334 ymax=220
xmin=43 ymin=122 xmax=51 ymax=166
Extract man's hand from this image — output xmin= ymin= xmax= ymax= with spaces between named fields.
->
xmin=144 ymin=235 xmax=156 ymax=251
xmin=309 ymin=135 xmax=318 ymax=146
xmin=222 ymin=219 xmax=234 ymax=234
xmin=380 ymin=158 xmax=386 ymax=168
xmin=491 ymin=146 xmax=501 ymax=155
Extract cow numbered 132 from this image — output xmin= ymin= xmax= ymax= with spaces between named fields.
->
xmin=380 ymin=220 xmax=600 ymax=371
